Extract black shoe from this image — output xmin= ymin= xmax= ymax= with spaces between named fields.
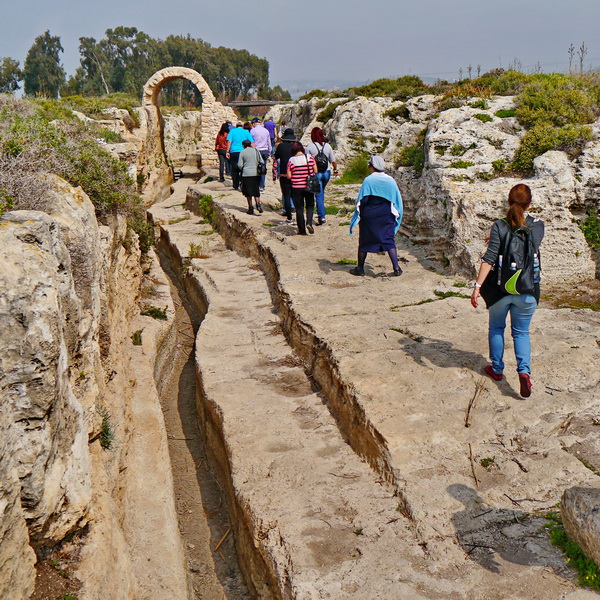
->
xmin=247 ymin=207 xmax=254 ymax=215
xmin=219 ymin=178 xmax=225 ymax=182
xmin=256 ymin=201 xmax=263 ymax=213
xmin=307 ymin=223 xmax=314 ymax=234
xmin=233 ymin=186 xmax=240 ymax=191
xmin=316 ymin=218 xmax=326 ymax=226
xmin=350 ymin=267 xmax=365 ymax=276
xmin=393 ymin=268 xmax=403 ymax=276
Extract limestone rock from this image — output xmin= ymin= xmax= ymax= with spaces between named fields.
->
xmin=561 ymin=486 xmax=600 ymax=568
xmin=163 ymin=111 xmax=203 ymax=165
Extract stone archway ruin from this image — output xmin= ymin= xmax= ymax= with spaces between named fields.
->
xmin=142 ymin=67 xmax=237 ymax=169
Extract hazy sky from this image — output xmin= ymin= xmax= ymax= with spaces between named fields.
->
xmin=1 ymin=0 xmax=599 ymax=93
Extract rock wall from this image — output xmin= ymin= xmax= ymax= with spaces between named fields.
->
xmin=268 ymin=94 xmax=599 ymax=284
xmin=0 ymin=176 xmax=187 ymax=599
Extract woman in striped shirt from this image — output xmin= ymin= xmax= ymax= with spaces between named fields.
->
xmin=286 ymin=142 xmax=318 ymax=235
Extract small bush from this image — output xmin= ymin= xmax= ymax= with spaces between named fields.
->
xmin=131 ymin=330 xmax=142 ymax=345
xmin=97 ymin=406 xmax=114 ymax=450
xmin=473 ymin=113 xmax=493 ymax=123
xmin=545 ymin=512 xmax=600 ymax=590
xmin=141 ymin=306 xmax=168 ymax=320
xmin=188 ymin=241 xmax=209 ymax=258
xmin=450 ymin=143 xmax=476 ymax=156
xmin=337 ymin=258 xmax=357 ymax=265
xmin=448 ymin=160 xmax=474 ymax=169
xmin=299 ymin=89 xmax=328 ymax=100
xmin=515 ymin=76 xmax=597 ymax=129
xmin=495 ymin=109 xmax=516 ymax=118
xmin=325 ymin=205 xmax=340 ymax=215
xmin=383 ymin=105 xmax=409 ymax=121
xmin=395 ymin=145 xmax=425 ymax=174
xmin=316 ymin=100 xmax=348 ymax=124
xmin=580 ymin=209 xmax=600 ymax=248
xmin=512 ymin=123 xmax=592 ymax=173
xmin=198 ymin=194 xmax=215 ymax=222
xmin=346 ymin=75 xmax=426 ymax=99
xmin=469 ymin=99 xmax=488 ymax=109
xmin=492 ymin=159 xmax=506 ymax=172
xmin=98 ymin=128 xmax=124 ymax=143
xmin=336 ymin=152 xmax=371 ymax=184
xmin=435 ymin=146 xmax=447 ymax=156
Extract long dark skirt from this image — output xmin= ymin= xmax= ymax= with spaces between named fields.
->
xmin=241 ymin=175 xmax=260 ymax=198
xmin=358 ymin=195 xmax=396 ymax=252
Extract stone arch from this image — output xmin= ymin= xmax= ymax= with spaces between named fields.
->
xmin=142 ymin=67 xmax=236 ymax=170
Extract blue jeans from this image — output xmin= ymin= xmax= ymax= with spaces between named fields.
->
xmin=488 ymin=294 xmax=537 ymax=374
xmin=259 ymin=151 xmax=270 ymax=189
xmin=315 ymin=170 xmax=331 ymax=220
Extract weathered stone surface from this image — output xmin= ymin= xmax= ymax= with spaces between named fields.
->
xmin=162 ymin=110 xmax=202 ymax=165
xmin=561 ymin=486 xmax=600 ymax=568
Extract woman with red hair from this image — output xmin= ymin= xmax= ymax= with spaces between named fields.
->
xmin=306 ymin=127 xmax=338 ymax=225
xmin=471 ymin=184 xmax=545 ymax=398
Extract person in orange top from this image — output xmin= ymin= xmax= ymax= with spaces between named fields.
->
xmin=215 ymin=123 xmax=229 ymax=182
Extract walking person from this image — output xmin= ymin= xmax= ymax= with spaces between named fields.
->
xmin=471 ymin=183 xmax=544 ymax=398
xmin=238 ymin=139 xmax=265 ymax=215
xmin=286 ymin=141 xmax=318 ymax=235
xmin=226 ymin=121 xmax=254 ymax=191
xmin=306 ymin=127 xmax=338 ymax=225
xmin=250 ymin=118 xmax=272 ymax=190
xmin=349 ymin=155 xmax=403 ymax=276
xmin=264 ymin=116 xmax=277 ymax=155
xmin=215 ymin=123 xmax=229 ymax=182
xmin=274 ymin=128 xmax=297 ymax=223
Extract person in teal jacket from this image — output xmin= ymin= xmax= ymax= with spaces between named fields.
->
xmin=349 ymin=155 xmax=403 ymax=276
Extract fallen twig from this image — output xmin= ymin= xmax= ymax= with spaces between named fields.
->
xmin=328 ymin=472 xmax=360 ymax=479
xmin=546 ymin=385 xmax=562 ymax=392
xmin=468 ymin=443 xmax=480 ymax=489
xmin=465 ymin=379 xmax=486 ymax=428
xmin=213 ymin=528 xmax=231 ymax=552
xmin=511 ymin=457 xmax=529 ymax=473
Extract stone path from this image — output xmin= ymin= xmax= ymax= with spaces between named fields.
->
xmin=150 ymin=171 xmax=600 ymax=599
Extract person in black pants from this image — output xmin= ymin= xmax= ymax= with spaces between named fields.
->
xmin=274 ymin=128 xmax=297 ymax=223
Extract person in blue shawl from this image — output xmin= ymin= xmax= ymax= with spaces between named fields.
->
xmin=349 ymin=155 xmax=403 ymax=276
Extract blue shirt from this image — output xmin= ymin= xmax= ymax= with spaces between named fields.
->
xmin=227 ymin=128 xmax=254 ymax=153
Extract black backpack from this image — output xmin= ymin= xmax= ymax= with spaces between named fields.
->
xmin=480 ymin=218 xmax=541 ymax=308
xmin=314 ymin=143 xmax=329 ymax=173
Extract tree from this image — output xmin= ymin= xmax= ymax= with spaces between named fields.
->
xmin=0 ymin=57 xmax=22 ymax=92
xmin=23 ymin=31 xmax=66 ymax=98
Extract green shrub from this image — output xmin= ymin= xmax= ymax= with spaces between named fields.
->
xmin=131 ymin=330 xmax=142 ymax=345
xmin=336 ymin=152 xmax=371 ymax=184
xmin=492 ymin=159 xmax=506 ymax=172
xmin=337 ymin=258 xmax=357 ymax=265
xmin=450 ymin=143 xmax=476 ymax=156
xmin=97 ymin=406 xmax=115 ymax=450
xmin=383 ymin=105 xmax=410 ymax=121
xmin=98 ymin=128 xmax=124 ymax=143
xmin=325 ymin=205 xmax=340 ymax=215
xmin=396 ymin=145 xmax=425 ymax=174
xmin=512 ymin=123 xmax=592 ymax=173
xmin=0 ymin=189 xmax=13 ymax=218
xmin=198 ymin=194 xmax=215 ymax=222
xmin=515 ymin=76 xmax=597 ymax=129
xmin=299 ymin=89 xmax=328 ymax=100
xmin=347 ymin=75 xmax=426 ymax=99
xmin=448 ymin=160 xmax=474 ymax=169
xmin=141 ymin=306 xmax=168 ymax=320
xmin=473 ymin=113 xmax=493 ymax=123
xmin=495 ymin=108 xmax=516 ymax=118
xmin=580 ymin=209 xmax=600 ymax=248
xmin=469 ymin=99 xmax=488 ymax=109
xmin=317 ymin=100 xmax=348 ymax=123
xmin=545 ymin=512 xmax=600 ymax=590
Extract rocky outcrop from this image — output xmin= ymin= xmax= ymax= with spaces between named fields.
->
xmin=269 ymin=94 xmax=599 ymax=284
xmin=162 ymin=110 xmax=203 ymax=165
xmin=561 ymin=487 xmax=600 ymax=568
xmin=0 ymin=176 xmax=188 ymax=599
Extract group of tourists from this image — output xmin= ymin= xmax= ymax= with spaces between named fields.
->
xmin=215 ymin=119 xmax=339 ymax=232
xmin=215 ymin=119 xmax=544 ymax=399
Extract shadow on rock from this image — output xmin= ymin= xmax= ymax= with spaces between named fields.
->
xmin=447 ymin=483 xmax=565 ymax=574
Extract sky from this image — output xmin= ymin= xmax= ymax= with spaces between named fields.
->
xmin=1 ymin=0 xmax=600 ymax=95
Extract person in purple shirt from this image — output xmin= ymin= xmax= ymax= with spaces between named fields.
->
xmin=250 ymin=118 xmax=272 ymax=190
xmin=264 ymin=117 xmax=277 ymax=155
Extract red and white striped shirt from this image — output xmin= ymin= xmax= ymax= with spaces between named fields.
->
xmin=287 ymin=155 xmax=317 ymax=189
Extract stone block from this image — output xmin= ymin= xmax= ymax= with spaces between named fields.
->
xmin=561 ymin=486 xmax=600 ymax=568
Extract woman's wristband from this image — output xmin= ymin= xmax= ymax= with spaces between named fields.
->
xmin=474 ymin=283 xmax=482 ymax=288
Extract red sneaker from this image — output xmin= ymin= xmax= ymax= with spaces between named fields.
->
xmin=484 ymin=365 xmax=503 ymax=381
xmin=519 ymin=373 xmax=532 ymax=398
